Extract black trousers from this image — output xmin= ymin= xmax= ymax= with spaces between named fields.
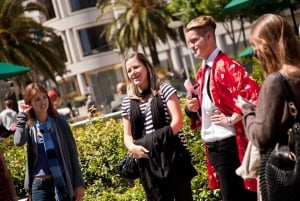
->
xmin=207 ymin=136 xmax=257 ymax=201
xmin=138 ymin=159 xmax=193 ymax=201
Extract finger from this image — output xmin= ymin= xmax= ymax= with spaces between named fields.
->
xmin=186 ymin=95 xmax=192 ymax=100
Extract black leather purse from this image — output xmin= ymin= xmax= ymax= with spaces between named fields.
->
xmin=264 ymin=73 xmax=300 ymax=201
xmin=118 ymin=153 xmax=139 ymax=180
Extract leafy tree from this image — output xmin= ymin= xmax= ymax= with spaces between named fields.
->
xmin=0 ymin=0 xmax=67 ymax=84
xmin=167 ymin=0 xmax=246 ymax=56
xmin=167 ymin=0 xmax=300 ymax=56
xmin=96 ymin=0 xmax=178 ymax=67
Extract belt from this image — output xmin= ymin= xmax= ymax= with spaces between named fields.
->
xmin=206 ymin=136 xmax=236 ymax=151
xmin=34 ymin=175 xmax=52 ymax=180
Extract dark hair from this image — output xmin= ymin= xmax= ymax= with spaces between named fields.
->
xmin=4 ymin=99 xmax=13 ymax=108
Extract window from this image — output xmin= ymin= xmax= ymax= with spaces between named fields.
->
xmin=78 ymin=25 xmax=112 ymax=56
xmin=89 ymin=67 xmax=124 ymax=113
xmin=41 ymin=0 xmax=56 ymax=20
xmin=58 ymin=78 xmax=78 ymax=98
xmin=70 ymin=0 xmax=97 ymax=12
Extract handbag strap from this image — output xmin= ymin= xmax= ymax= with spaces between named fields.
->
xmin=277 ymin=72 xmax=298 ymax=120
xmin=277 ymin=72 xmax=300 ymax=161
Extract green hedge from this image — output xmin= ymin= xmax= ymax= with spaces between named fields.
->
xmin=0 ymin=100 xmax=221 ymax=201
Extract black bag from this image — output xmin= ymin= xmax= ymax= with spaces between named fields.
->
xmin=264 ymin=73 xmax=300 ymax=201
xmin=118 ymin=154 xmax=139 ymax=179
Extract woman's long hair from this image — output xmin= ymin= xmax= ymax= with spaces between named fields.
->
xmin=249 ymin=14 xmax=300 ymax=75
xmin=124 ymin=52 xmax=160 ymax=99
xmin=23 ymin=83 xmax=59 ymax=125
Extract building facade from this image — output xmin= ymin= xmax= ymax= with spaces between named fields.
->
xmin=38 ymin=0 xmax=198 ymax=113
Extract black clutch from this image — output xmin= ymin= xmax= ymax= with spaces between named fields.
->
xmin=118 ymin=154 xmax=139 ymax=180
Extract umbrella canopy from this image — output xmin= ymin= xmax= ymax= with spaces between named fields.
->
xmin=0 ymin=62 xmax=30 ymax=79
xmin=222 ymin=0 xmax=297 ymax=34
xmin=223 ymin=0 xmax=282 ymax=14
xmin=238 ymin=46 xmax=253 ymax=58
xmin=223 ymin=0 xmax=253 ymax=13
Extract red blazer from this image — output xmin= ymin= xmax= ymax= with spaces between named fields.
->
xmin=190 ymin=53 xmax=260 ymax=192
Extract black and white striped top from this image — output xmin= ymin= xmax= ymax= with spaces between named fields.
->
xmin=121 ymin=83 xmax=188 ymax=148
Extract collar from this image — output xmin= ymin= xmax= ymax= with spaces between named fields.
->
xmin=202 ymin=48 xmax=221 ymax=68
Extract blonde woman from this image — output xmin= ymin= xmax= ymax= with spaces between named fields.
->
xmin=121 ymin=52 xmax=197 ymax=201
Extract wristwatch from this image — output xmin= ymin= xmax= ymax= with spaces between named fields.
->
xmin=227 ymin=116 xmax=232 ymax=125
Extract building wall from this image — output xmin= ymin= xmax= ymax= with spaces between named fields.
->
xmin=39 ymin=0 xmax=300 ymax=113
xmin=39 ymin=0 xmax=198 ymax=113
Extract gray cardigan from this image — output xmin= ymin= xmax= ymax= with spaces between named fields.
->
xmin=14 ymin=112 xmax=84 ymax=198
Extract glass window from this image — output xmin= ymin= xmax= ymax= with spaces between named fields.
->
xmin=89 ymin=67 xmax=124 ymax=113
xmin=78 ymin=25 xmax=112 ymax=56
xmin=58 ymin=78 xmax=78 ymax=98
xmin=41 ymin=0 xmax=56 ymax=20
xmin=70 ymin=0 xmax=97 ymax=12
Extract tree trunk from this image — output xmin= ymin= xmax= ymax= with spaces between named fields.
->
xmin=148 ymin=37 xmax=160 ymax=67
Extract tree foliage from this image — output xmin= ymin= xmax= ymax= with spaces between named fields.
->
xmin=1 ymin=101 xmax=221 ymax=200
xmin=0 ymin=0 xmax=67 ymax=84
xmin=167 ymin=0 xmax=300 ymax=56
xmin=96 ymin=0 xmax=178 ymax=67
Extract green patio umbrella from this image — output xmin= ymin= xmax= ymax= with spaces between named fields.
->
xmin=222 ymin=0 xmax=298 ymax=35
xmin=223 ymin=0 xmax=254 ymax=14
xmin=238 ymin=46 xmax=253 ymax=58
xmin=0 ymin=62 xmax=30 ymax=79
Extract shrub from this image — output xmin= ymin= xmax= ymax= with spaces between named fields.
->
xmin=0 ymin=99 xmax=221 ymax=200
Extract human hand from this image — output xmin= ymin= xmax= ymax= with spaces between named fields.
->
xmin=234 ymin=95 xmax=256 ymax=110
xmin=20 ymin=104 xmax=32 ymax=113
xmin=210 ymin=110 xmax=227 ymax=125
xmin=74 ymin=186 xmax=85 ymax=201
xmin=131 ymin=145 xmax=149 ymax=159
xmin=186 ymin=95 xmax=200 ymax=112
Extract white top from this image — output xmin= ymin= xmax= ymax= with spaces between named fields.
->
xmin=0 ymin=108 xmax=17 ymax=130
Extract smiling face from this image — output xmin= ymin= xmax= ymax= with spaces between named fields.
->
xmin=30 ymin=91 xmax=49 ymax=115
xmin=186 ymin=29 xmax=215 ymax=60
xmin=125 ymin=56 xmax=149 ymax=91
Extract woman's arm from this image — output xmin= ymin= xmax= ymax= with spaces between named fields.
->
xmin=14 ymin=112 xmax=29 ymax=146
xmin=243 ymin=74 xmax=284 ymax=153
xmin=166 ymin=93 xmax=183 ymax=135
xmin=122 ymin=116 xmax=148 ymax=158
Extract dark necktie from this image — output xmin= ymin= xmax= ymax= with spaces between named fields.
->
xmin=205 ymin=65 xmax=212 ymax=102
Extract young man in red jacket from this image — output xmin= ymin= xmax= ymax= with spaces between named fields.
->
xmin=184 ymin=15 xmax=259 ymax=201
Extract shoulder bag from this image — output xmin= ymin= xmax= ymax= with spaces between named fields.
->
xmin=236 ymin=140 xmax=260 ymax=179
xmin=263 ymin=72 xmax=300 ymax=201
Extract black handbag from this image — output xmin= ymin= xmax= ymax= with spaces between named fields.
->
xmin=264 ymin=73 xmax=300 ymax=201
xmin=118 ymin=153 xmax=139 ymax=179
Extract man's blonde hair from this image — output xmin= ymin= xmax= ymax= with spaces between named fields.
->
xmin=185 ymin=15 xmax=216 ymax=33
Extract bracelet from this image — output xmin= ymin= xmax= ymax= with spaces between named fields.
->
xmin=226 ymin=116 xmax=232 ymax=125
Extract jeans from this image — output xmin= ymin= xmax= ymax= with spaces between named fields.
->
xmin=31 ymin=178 xmax=55 ymax=201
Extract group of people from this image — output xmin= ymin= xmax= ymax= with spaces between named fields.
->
xmin=121 ymin=13 xmax=300 ymax=201
xmin=1 ymin=12 xmax=299 ymax=201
